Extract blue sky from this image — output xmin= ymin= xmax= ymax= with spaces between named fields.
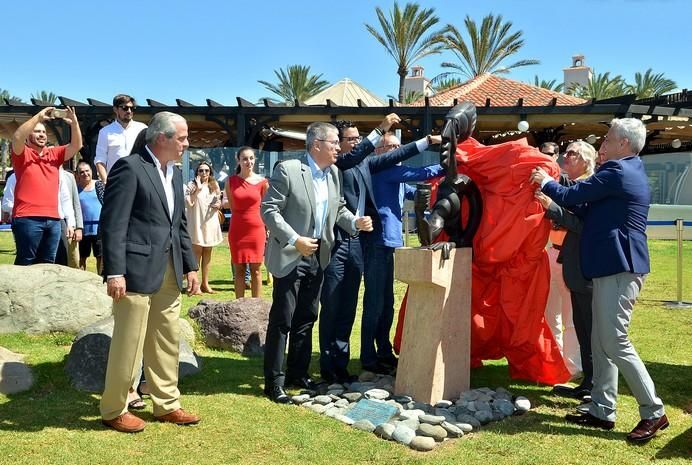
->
xmin=2 ymin=0 xmax=689 ymax=105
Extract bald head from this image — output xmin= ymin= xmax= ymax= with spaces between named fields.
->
xmin=375 ymin=132 xmax=401 ymax=155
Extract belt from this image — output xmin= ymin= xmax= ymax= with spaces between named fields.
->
xmin=552 ymin=244 xmax=562 ymax=250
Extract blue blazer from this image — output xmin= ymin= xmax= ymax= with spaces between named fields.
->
xmin=542 ymin=156 xmax=650 ymax=279
xmin=334 ymin=140 xmax=421 ymax=240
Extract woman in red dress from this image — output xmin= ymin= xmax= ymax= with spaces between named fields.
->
xmin=225 ymin=147 xmax=269 ymax=298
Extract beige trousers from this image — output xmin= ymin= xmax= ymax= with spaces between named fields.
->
xmin=100 ymin=260 xmax=182 ymax=420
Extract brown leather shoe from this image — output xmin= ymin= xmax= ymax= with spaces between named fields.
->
xmin=565 ymin=412 xmax=615 ymax=430
xmin=102 ymin=412 xmax=145 ymax=433
xmin=627 ymin=415 xmax=669 ymax=443
xmin=155 ymin=408 xmax=200 ymax=425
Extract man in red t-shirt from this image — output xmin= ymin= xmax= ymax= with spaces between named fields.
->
xmin=11 ymin=106 xmax=82 ymax=265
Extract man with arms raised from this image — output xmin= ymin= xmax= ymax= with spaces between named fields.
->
xmin=530 ymin=118 xmax=667 ymax=443
xmin=100 ymin=112 xmax=200 ymax=433
xmin=11 ymin=107 xmax=82 ymax=265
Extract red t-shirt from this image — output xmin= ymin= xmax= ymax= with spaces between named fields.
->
xmin=11 ymin=145 xmax=66 ymax=218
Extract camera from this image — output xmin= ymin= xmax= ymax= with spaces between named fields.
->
xmin=52 ymin=108 xmax=67 ymax=118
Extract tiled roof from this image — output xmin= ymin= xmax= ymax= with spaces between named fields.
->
xmin=412 ymin=73 xmax=587 ymax=107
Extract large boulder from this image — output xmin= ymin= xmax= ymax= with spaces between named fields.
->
xmin=188 ymin=298 xmax=270 ymax=356
xmin=64 ymin=316 xmax=200 ymax=392
xmin=0 ymin=264 xmax=112 ymax=334
xmin=0 ymin=346 xmax=34 ymax=394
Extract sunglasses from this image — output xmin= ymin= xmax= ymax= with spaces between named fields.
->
xmin=197 ymin=168 xmax=210 ymax=173
xmin=118 ymin=105 xmax=136 ymax=112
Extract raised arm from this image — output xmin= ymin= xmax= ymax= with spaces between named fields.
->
xmin=63 ymin=107 xmax=83 ymax=161
xmin=369 ymin=135 xmax=441 ymax=174
xmin=335 ymin=113 xmax=401 ymax=170
xmin=11 ymin=107 xmax=54 ymax=155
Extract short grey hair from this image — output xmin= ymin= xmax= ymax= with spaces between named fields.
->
xmin=306 ymin=122 xmax=337 ymax=151
xmin=566 ymin=141 xmax=597 ymax=176
xmin=145 ymin=111 xmax=186 ymax=145
xmin=609 ymin=118 xmax=646 ymax=154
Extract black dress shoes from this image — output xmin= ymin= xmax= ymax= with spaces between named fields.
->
xmin=264 ymin=385 xmax=292 ymax=404
xmin=565 ymin=412 xmax=615 ymax=430
xmin=377 ymin=355 xmax=399 ymax=369
xmin=552 ymin=384 xmax=591 ymax=400
xmin=361 ymin=362 xmax=394 ymax=375
xmin=284 ymin=376 xmax=320 ymax=391
xmin=334 ymin=368 xmax=358 ymax=384
xmin=322 ymin=369 xmax=358 ymax=385
xmin=627 ymin=415 xmax=669 ymax=443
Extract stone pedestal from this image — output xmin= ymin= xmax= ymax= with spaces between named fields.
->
xmin=394 ymin=247 xmax=472 ymax=404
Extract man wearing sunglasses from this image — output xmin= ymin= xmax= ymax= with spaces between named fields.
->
xmin=94 ymin=94 xmax=148 ymax=184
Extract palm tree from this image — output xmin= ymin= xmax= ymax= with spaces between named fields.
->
xmin=365 ymin=1 xmax=446 ymax=102
xmin=533 ymin=76 xmax=564 ymax=93
xmin=570 ymin=72 xmax=627 ymax=100
xmin=0 ymin=88 xmax=23 ymax=103
xmin=437 ymin=14 xmax=539 ymax=81
xmin=432 ymin=76 xmax=465 ymax=93
xmin=257 ymin=65 xmax=329 ymax=104
xmin=627 ymin=68 xmax=677 ymax=98
xmin=31 ymin=90 xmax=58 ymax=104
xmin=386 ymin=89 xmax=425 ymax=104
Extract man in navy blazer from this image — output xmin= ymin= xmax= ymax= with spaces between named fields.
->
xmin=319 ymin=118 xmax=441 ymax=382
xmin=530 ymin=118 xmax=667 ymax=443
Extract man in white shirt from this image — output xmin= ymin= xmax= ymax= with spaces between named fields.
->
xmin=94 ymin=94 xmax=147 ymax=184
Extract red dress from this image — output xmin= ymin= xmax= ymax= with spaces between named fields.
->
xmin=227 ymin=175 xmax=268 ymax=264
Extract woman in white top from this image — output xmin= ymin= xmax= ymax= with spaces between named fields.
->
xmin=185 ymin=161 xmax=223 ymax=293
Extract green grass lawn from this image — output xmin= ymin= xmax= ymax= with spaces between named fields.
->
xmin=0 ymin=232 xmax=690 ymax=465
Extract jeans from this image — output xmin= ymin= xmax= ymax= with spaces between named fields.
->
xmin=360 ymin=237 xmax=395 ymax=366
xmin=12 ymin=216 xmax=61 ymax=265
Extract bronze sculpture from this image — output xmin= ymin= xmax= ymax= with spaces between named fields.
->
xmin=415 ymin=102 xmax=483 ymax=258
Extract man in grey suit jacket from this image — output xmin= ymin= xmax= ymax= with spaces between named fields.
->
xmin=261 ymin=122 xmax=373 ymax=403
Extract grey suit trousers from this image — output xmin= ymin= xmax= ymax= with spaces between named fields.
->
xmin=588 ymin=272 xmax=665 ymax=422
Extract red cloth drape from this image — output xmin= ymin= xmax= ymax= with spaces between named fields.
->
xmin=394 ymin=137 xmax=570 ymax=385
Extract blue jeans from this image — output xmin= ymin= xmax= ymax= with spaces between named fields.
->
xmin=12 ymin=216 xmax=61 ymax=265
xmin=319 ymin=237 xmax=363 ymax=376
xmin=360 ymin=237 xmax=395 ymax=366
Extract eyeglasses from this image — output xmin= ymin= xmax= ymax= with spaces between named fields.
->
xmin=342 ymin=136 xmax=363 ymax=143
xmin=197 ymin=169 xmax=210 ymax=173
xmin=118 ymin=105 xmax=136 ymax=112
xmin=382 ymin=143 xmax=400 ymax=151
xmin=317 ymin=139 xmax=340 ymax=147
xmin=564 ymin=150 xmax=580 ymax=157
